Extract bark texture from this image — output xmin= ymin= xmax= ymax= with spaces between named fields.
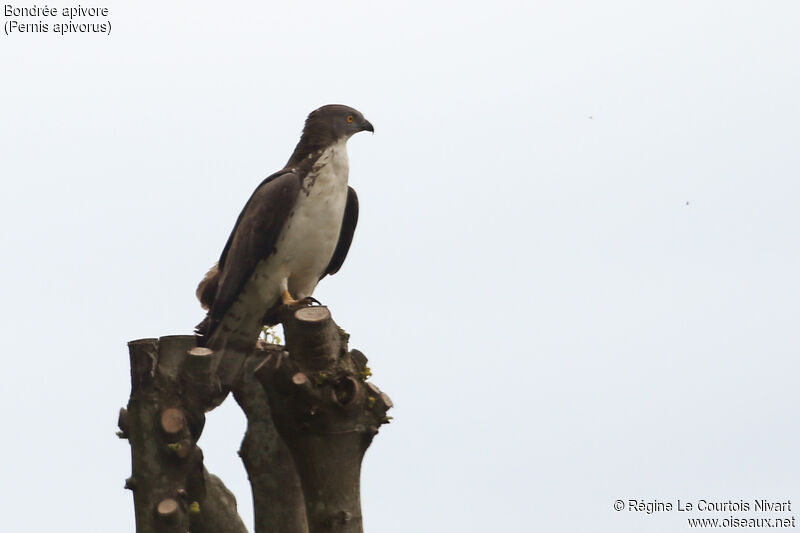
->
xmin=121 ymin=336 xmax=246 ymax=533
xmin=255 ymin=307 xmax=392 ymax=533
xmin=233 ymin=346 xmax=309 ymax=533
xmin=120 ymin=304 xmax=391 ymax=533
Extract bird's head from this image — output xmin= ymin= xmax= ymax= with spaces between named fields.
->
xmin=303 ymin=104 xmax=374 ymax=142
xmin=287 ymin=104 xmax=373 ymax=167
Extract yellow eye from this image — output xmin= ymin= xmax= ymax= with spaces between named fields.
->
xmin=346 ymin=115 xmax=355 ymax=123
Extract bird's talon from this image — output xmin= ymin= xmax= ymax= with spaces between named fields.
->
xmin=282 ymin=290 xmax=321 ymax=309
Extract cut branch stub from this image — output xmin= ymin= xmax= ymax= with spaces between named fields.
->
xmin=182 ymin=346 xmax=224 ymax=414
xmin=186 ymin=347 xmax=215 ymax=378
xmin=295 ymin=306 xmax=331 ymax=324
xmin=292 ymin=372 xmax=310 ymax=386
xmin=160 ymin=407 xmax=186 ymax=437
xmin=157 ymin=335 xmax=196 ymax=380
xmin=156 ymin=498 xmax=182 ymax=523
xmin=281 ymin=306 xmax=344 ymax=370
xmin=128 ymin=338 xmax=158 ymax=392
xmin=365 ymin=382 xmax=394 ymax=410
xmin=117 ymin=407 xmax=129 ymax=439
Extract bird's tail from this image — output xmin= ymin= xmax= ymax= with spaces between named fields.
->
xmin=196 ymin=263 xmax=220 ymax=311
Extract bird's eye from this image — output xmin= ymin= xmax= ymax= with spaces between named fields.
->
xmin=346 ymin=115 xmax=355 ymax=124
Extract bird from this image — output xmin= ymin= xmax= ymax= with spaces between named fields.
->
xmin=195 ymin=104 xmax=373 ymax=367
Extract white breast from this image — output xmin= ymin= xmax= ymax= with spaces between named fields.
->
xmin=266 ymin=140 xmax=350 ymax=301
xmin=209 ymin=141 xmax=350 ymax=352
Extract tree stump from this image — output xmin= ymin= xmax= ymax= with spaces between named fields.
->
xmin=119 ymin=305 xmax=391 ymax=533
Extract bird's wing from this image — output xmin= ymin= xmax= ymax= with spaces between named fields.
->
xmin=208 ymin=170 xmax=301 ymax=327
xmin=322 ymin=186 xmax=359 ymax=278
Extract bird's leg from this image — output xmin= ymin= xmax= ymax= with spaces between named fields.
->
xmin=282 ymin=290 xmax=321 ymax=306
xmin=282 ymin=289 xmax=300 ymax=305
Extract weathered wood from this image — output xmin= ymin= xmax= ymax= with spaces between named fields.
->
xmin=125 ymin=337 xmax=190 ymax=533
xmin=122 ymin=303 xmax=389 ymax=533
xmin=158 ymin=335 xmax=196 ymax=379
xmin=117 ymin=407 xmax=129 ymax=438
xmin=128 ymin=338 xmax=157 ymax=393
xmin=183 ymin=346 xmax=224 ymax=415
xmin=186 ymin=347 xmax=215 ymax=377
xmin=123 ymin=336 xmax=246 ymax=533
xmin=160 ymin=407 xmax=186 ymax=436
xmin=255 ymin=308 xmax=392 ymax=533
xmin=233 ymin=346 xmax=309 ymax=533
xmin=280 ymin=306 xmax=344 ymax=369
xmin=188 ymin=469 xmax=248 ymax=533
xmin=157 ymin=498 xmax=181 ymax=523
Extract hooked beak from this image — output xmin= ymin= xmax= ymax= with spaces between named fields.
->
xmin=362 ymin=119 xmax=374 ymax=133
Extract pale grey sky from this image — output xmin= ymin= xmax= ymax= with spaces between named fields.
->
xmin=1 ymin=1 xmax=798 ymax=532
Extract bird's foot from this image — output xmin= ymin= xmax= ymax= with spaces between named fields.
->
xmin=299 ymin=296 xmax=321 ymax=306
xmin=282 ymin=290 xmax=320 ymax=307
